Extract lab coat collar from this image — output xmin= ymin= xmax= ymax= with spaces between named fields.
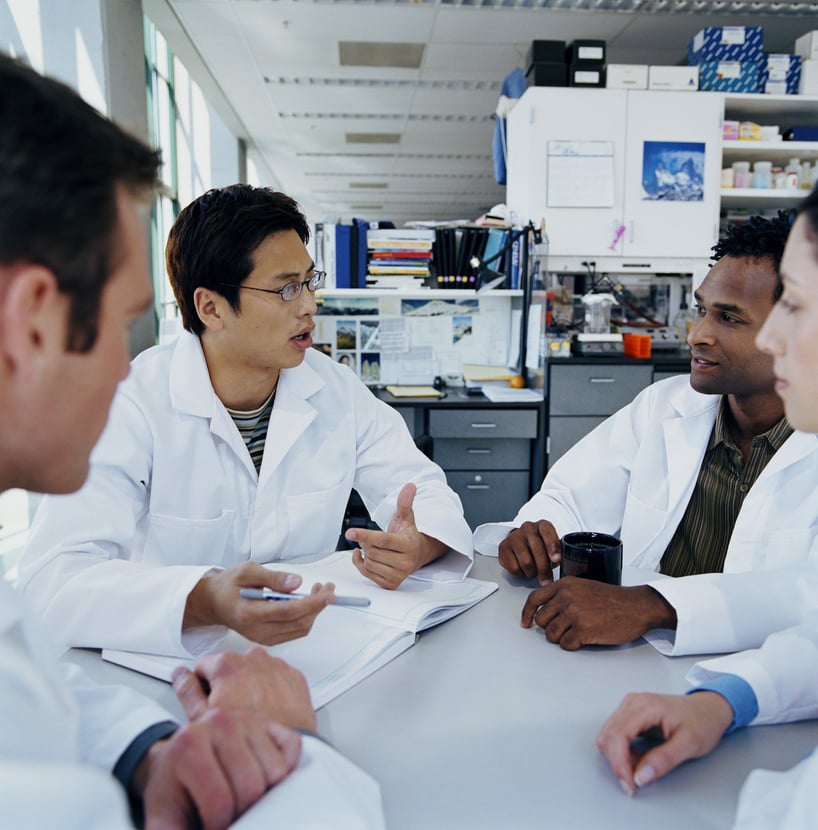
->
xmin=168 ymin=331 xmax=219 ymax=418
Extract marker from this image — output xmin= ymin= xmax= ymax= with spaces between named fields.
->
xmin=239 ymin=587 xmax=371 ymax=608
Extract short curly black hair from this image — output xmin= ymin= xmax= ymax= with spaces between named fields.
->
xmin=711 ymin=212 xmax=793 ymax=301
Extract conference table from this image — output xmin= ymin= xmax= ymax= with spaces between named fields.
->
xmin=69 ymin=554 xmax=818 ymax=829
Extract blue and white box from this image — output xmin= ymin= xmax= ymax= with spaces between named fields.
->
xmin=758 ymin=54 xmax=802 ymax=95
xmin=688 ymin=26 xmax=764 ymax=65
xmin=698 ymin=61 xmax=760 ymax=93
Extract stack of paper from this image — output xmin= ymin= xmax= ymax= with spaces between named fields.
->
xmin=102 ymin=552 xmax=497 ymax=709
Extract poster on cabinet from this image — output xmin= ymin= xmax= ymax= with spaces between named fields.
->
xmin=546 ymin=140 xmax=615 ymax=208
xmin=641 ymin=140 xmax=705 ymax=201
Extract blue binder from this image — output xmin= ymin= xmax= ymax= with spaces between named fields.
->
xmin=335 ymin=225 xmax=353 ymax=289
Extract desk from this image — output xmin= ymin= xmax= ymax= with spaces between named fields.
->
xmin=68 ymin=555 xmax=818 ymax=829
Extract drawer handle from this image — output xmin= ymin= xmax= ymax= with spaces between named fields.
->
xmin=470 ymin=423 xmax=497 ymax=429
xmin=466 ymin=484 xmax=491 ymax=490
xmin=467 ymin=448 xmax=492 ymax=454
xmin=589 ymin=377 xmax=616 ymax=383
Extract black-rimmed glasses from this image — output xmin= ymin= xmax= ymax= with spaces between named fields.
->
xmin=220 ymin=270 xmax=325 ymax=302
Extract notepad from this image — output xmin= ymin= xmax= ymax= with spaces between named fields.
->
xmin=102 ymin=552 xmax=497 ymax=709
xmin=385 ymin=385 xmax=442 ymax=398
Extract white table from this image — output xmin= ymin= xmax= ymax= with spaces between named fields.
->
xmin=69 ymin=555 xmax=818 ymax=830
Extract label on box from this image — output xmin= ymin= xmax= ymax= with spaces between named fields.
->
xmin=721 ymin=27 xmax=747 ymax=45
xmin=578 ymin=45 xmax=604 ymax=61
xmin=718 ymin=62 xmax=742 ymax=79
xmin=575 ymin=70 xmax=601 ymax=83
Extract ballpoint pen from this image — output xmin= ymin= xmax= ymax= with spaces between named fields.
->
xmin=239 ymin=587 xmax=371 ymax=608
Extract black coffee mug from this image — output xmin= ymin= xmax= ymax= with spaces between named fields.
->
xmin=560 ymin=532 xmax=622 ymax=586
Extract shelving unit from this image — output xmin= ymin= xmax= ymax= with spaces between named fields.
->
xmin=720 ymin=93 xmax=818 ymax=212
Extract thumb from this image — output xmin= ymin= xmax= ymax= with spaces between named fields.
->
xmin=172 ymin=666 xmax=209 ymax=721
xmin=390 ymin=482 xmax=417 ymax=530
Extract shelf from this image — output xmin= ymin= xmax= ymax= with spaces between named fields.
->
xmin=724 ymin=93 xmax=818 ymax=124
xmin=720 ymin=188 xmax=807 ymax=209
xmin=318 ymin=288 xmax=524 ymax=299
xmin=722 ymin=140 xmax=818 ymax=158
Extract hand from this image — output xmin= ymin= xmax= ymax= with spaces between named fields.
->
xmin=184 ymin=560 xmax=335 ymax=646
xmin=346 ymin=482 xmax=447 ymax=590
xmin=498 ymin=520 xmax=561 ymax=583
xmin=596 ymin=691 xmax=734 ymax=796
xmin=137 ymin=708 xmax=302 ymax=830
xmin=172 ymin=646 xmax=317 ymax=732
xmin=521 ymin=579 xmax=677 ymax=650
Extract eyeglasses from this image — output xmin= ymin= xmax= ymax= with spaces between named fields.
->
xmin=220 ymin=270 xmax=325 ymax=302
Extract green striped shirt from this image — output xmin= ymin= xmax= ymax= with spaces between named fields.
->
xmin=226 ymin=388 xmax=276 ymax=474
xmin=659 ymin=398 xmax=793 ymax=578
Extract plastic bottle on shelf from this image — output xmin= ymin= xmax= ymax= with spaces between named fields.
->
xmin=786 ymin=158 xmax=802 ymax=190
xmin=752 ymin=160 xmax=772 ymax=189
xmin=800 ymin=160 xmax=812 ymax=190
xmin=732 ymin=161 xmax=751 ymax=189
xmin=672 ymin=293 xmax=694 ymax=349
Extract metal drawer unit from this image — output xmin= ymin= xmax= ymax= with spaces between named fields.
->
xmin=547 ymin=362 xmax=653 ymax=467
xmin=429 ymin=408 xmax=538 ymax=529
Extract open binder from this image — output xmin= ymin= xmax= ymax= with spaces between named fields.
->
xmin=102 ymin=551 xmax=497 ymax=709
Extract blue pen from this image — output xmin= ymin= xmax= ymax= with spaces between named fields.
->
xmin=240 ymin=587 xmax=371 ymax=608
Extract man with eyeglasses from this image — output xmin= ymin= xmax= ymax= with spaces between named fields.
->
xmin=18 ymin=184 xmax=472 ymax=659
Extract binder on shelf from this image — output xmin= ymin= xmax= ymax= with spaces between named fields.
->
xmin=334 ymin=224 xmax=353 ymax=289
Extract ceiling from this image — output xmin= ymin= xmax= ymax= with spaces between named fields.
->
xmin=149 ymin=0 xmax=818 ymax=227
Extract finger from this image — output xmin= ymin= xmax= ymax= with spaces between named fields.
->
xmin=172 ymin=666 xmax=210 ymax=721
xmin=355 ymin=551 xmax=407 ymax=589
xmin=538 ymin=521 xmax=562 ymax=566
xmin=346 ymin=526 xmax=406 ymax=554
xmin=260 ymin=570 xmax=303 ymax=594
xmin=520 ymin=586 xmax=555 ymax=627
xmin=244 ymin=724 xmax=298 ymax=789
xmin=267 ymin=722 xmax=303 ymax=770
xmin=352 ymin=547 xmax=367 ymax=576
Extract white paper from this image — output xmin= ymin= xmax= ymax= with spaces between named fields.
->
xmin=547 ymin=140 xmax=615 ymax=208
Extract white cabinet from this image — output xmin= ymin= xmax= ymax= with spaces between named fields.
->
xmin=506 ymin=88 xmax=723 ymax=270
xmin=720 ymin=93 xmax=818 ymax=213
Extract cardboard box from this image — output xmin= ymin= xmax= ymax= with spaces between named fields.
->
xmin=606 ymin=64 xmax=648 ymax=89
xmin=566 ymin=40 xmax=606 ymax=65
xmin=758 ymin=54 xmax=801 ymax=94
xmin=526 ymin=40 xmax=566 ymax=67
xmin=688 ymin=26 xmax=764 ymax=64
xmin=525 ymin=62 xmax=567 ymax=88
xmin=799 ymin=59 xmax=818 ymax=94
xmin=568 ymin=64 xmax=605 ymax=88
xmin=648 ymin=65 xmax=699 ymax=91
xmin=698 ymin=61 xmax=760 ymax=93
xmin=722 ymin=120 xmax=740 ymax=140
xmin=795 ymin=30 xmax=818 ymax=61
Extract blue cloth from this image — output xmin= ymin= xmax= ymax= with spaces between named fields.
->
xmin=492 ymin=68 xmax=526 ymax=185
xmin=687 ymin=674 xmax=759 ymax=734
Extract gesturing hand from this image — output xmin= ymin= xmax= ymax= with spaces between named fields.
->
xmin=346 ymin=482 xmax=446 ymax=589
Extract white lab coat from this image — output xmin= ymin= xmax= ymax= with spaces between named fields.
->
xmin=473 ymin=375 xmax=818 ymax=655
xmin=0 ymin=578 xmax=385 ymax=828
xmin=18 ymin=332 xmax=472 ymax=657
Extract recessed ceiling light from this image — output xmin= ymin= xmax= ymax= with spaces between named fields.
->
xmin=339 ymin=41 xmax=424 ymax=69
xmin=345 ymin=133 xmax=401 ymax=144
xmin=349 ymin=182 xmax=389 ymax=189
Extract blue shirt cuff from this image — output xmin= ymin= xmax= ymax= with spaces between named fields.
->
xmin=687 ymin=674 xmax=759 ymax=734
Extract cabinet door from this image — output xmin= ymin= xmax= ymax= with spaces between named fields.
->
xmin=621 ymin=91 xmax=722 ymax=259
xmin=507 ymin=88 xmax=628 ymax=258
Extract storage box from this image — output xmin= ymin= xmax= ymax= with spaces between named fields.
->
xmin=698 ymin=61 xmax=760 ymax=93
xmin=525 ymin=62 xmax=567 ymax=88
xmin=606 ymin=64 xmax=648 ymax=89
xmin=799 ymin=59 xmax=818 ymax=94
xmin=688 ymin=26 xmax=764 ymax=64
xmin=566 ymin=40 xmax=606 ymax=65
xmin=723 ymin=120 xmax=740 ymax=140
xmin=758 ymin=54 xmax=801 ymax=95
xmin=568 ymin=64 xmax=605 ymax=88
xmin=795 ymin=30 xmax=818 ymax=60
xmin=648 ymin=65 xmax=699 ymax=91
xmin=526 ymin=40 xmax=566 ymax=67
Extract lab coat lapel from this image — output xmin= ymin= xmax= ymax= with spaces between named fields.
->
xmin=258 ymin=360 xmax=323 ymax=483
xmin=756 ymin=428 xmax=818 ymax=478
xmin=168 ymin=332 xmax=257 ymax=477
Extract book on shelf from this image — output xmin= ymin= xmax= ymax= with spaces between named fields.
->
xmin=102 ymin=551 xmax=497 ymax=709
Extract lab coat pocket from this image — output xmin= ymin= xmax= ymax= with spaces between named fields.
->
xmin=620 ymin=489 xmax=671 ymax=568
xmin=143 ymin=510 xmax=235 ymax=566
xmin=283 ymin=480 xmax=351 ymax=558
xmin=729 ymin=525 xmax=818 ymax=571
